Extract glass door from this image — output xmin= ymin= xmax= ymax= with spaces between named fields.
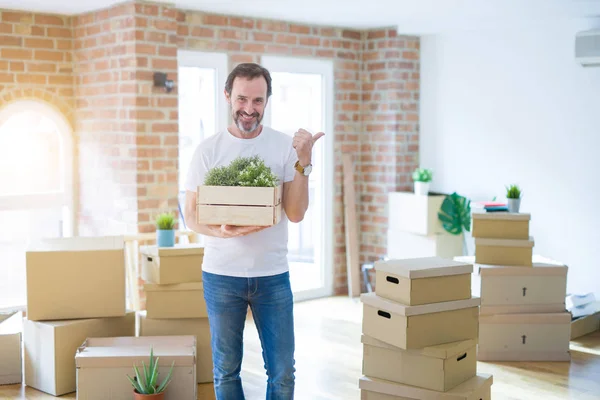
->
xmin=261 ymin=56 xmax=334 ymax=301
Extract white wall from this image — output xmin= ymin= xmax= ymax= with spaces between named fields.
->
xmin=420 ymin=19 xmax=600 ymax=299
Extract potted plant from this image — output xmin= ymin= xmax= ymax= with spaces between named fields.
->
xmin=437 ymin=192 xmax=471 ymax=256
xmin=155 ymin=212 xmax=175 ymax=247
xmin=505 ymin=184 xmax=522 ymax=213
xmin=127 ymin=347 xmax=174 ymax=399
xmin=412 ymin=167 xmax=433 ymax=196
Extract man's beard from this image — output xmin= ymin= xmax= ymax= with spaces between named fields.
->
xmin=233 ymin=109 xmax=261 ymax=134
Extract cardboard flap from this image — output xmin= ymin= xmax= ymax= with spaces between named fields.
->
xmin=360 ymin=292 xmax=480 ymax=316
xmin=480 ymin=312 xmax=571 ymax=325
xmin=26 ymin=235 xmax=125 ymax=252
xmin=474 ymin=236 xmax=534 ymax=248
xmin=144 ymin=282 xmax=203 ymax=292
xmin=141 ymin=244 xmax=205 ymax=258
xmin=361 ymin=334 xmax=475 ymax=359
xmin=374 ymin=257 xmax=473 ymax=279
xmin=359 ymin=374 xmax=493 ymax=399
xmin=0 ymin=312 xmax=23 ymax=335
xmin=472 ymin=212 xmax=530 ymax=221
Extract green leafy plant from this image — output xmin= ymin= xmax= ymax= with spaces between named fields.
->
xmin=438 ymin=192 xmax=471 ymax=235
xmin=505 ymin=184 xmax=521 ymax=199
xmin=155 ymin=212 xmax=175 ymax=230
xmin=126 ymin=347 xmax=174 ymax=395
xmin=204 ymin=155 xmax=279 ymax=187
xmin=412 ymin=168 xmax=433 ymax=183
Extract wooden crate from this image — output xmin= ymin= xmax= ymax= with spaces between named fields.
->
xmin=196 ymin=184 xmax=282 ymax=226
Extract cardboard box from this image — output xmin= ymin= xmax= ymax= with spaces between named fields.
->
xmin=23 ymin=311 xmax=135 ymax=396
xmin=362 ymin=334 xmax=476 ymax=392
xmin=141 ymin=244 xmax=204 ymax=285
xmin=360 ymin=292 xmax=480 ymax=349
xmin=374 ymin=257 xmax=472 ymax=306
xmin=359 ymin=374 xmax=493 ymax=400
xmin=75 ymin=335 xmax=197 ymax=400
xmin=145 ymin=282 xmax=207 ymax=319
xmin=0 ymin=311 xmax=23 ymax=385
xmin=137 ymin=310 xmax=213 ymax=383
xmin=196 ymin=184 xmax=282 ymax=226
xmin=388 ymin=192 xmax=446 ymax=235
xmin=474 ymin=236 xmax=534 ymax=266
xmin=571 ymin=312 xmax=600 ymax=340
xmin=478 ymin=312 xmax=571 ymax=361
xmin=26 ymin=235 xmax=126 ymax=321
xmin=479 ymin=260 xmax=567 ymax=314
xmin=387 ymin=229 xmax=463 ymax=260
xmin=472 ymin=212 xmax=531 ymax=240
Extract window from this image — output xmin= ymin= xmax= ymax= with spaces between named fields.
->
xmin=0 ymin=100 xmax=74 ymax=308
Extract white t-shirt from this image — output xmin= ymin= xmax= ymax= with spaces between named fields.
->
xmin=184 ymin=126 xmax=298 ymax=278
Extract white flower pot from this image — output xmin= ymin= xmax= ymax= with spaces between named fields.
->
xmin=414 ymin=181 xmax=430 ymax=196
xmin=507 ymin=198 xmax=521 ymax=213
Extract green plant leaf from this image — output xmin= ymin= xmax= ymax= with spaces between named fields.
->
xmin=505 ymin=184 xmax=521 ymax=199
xmin=155 ymin=212 xmax=175 ymax=230
xmin=203 ymin=155 xmax=279 ymax=187
xmin=437 ymin=192 xmax=471 ymax=235
xmin=127 ymin=374 xmax=144 ymax=394
xmin=133 ymin=364 xmax=147 ymax=394
xmin=412 ymin=167 xmax=433 ymax=183
xmin=156 ymin=361 xmax=175 ymax=393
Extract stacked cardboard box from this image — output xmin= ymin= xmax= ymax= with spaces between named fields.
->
xmin=23 ymin=236 xmax=136 ymax=396
xmin=139 ymin=243 xmax=213 ymax=384
xmin=359 ymin=256 xmax=493 ymax=399
xmin=467 ymin=211 xmax=572 ymax=361
xmin=387 ymin=192 xmax=463 ymax=259
xmin=0 ymin=310 xmax=23 ymax=386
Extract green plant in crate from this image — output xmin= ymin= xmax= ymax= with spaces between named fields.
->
xmin=438 ymin=192 xmax=471 ymax=255
xmin=204 ymin=155 xmax=279 ymax=187
xmin=127 ymin=347 xmax=174 ymax=399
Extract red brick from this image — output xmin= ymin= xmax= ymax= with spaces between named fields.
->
xmin=229 ymin=17 xmax=254 ymax=29
xmin=10 ymin=62 xmax=24 ymax=72
xmin=1 ymin=48 xmax=32 ymax=60
xmin=25 ymin=38 xmax=55 ymax=49
xmin=290 ymin=24 xmax=310 ymax=34
xmin=0 ymin=23 xmax=11 ymax=33
xmin=0 ymin=36 xmax=22 ymax=46
xmin=191 ymin=26 xmax=214 ymax=38
xmin=204 ymin=15 xmax=228 ymax=26
xmin=35 ymin=14 xmax=66 ymax=26
xmin=2 ymin=12 xmax=32 ymax=23
xmin=276 ymin=34 xmax=297 ymax=45
xmin=253 ymin=32 xmax=273 ymax=42
xmin=151 ymin=58 xmax=177 ymax=70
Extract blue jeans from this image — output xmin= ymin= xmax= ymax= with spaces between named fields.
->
xmin=202 ymin=270 xmax=296 ymax=400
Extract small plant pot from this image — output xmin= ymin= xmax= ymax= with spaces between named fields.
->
xmin=156 ymin=229 xmax=175 ymax=247
xmin=414 ymin=181 xmax=430 ymax=196
xmin=507 ymin=198 xmax=521 ymax=213
xmin=133 ymin=390 xmax=165 ymax=400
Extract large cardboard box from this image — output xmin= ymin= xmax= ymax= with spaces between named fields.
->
xmin=26 ymin=235 xmax=126 ymax=321
xmin=359 ymin=374 xmax=493 ymax=400
xmin=478 ymin=312 xmax=571 ymax=361
xmin=362 ymin=334 xmax=476 ymax=392
xmin=196 ymin=184 xmax=282 ymax=226
xmin=387 ymin=229 xmax=463 ymax=260
xmin=0 ymin=311 xmax=23 ymax=385
xmin=137 ymin=311 xmax=213 ymax=383
xmin=388 ymin=192 xmax=446 ymax=235
xmin=361 ymin=292 xmax=480 ymax=349
xmin=141 ymin=244 xmax=204 ymax=285
xmin=570 ymin=312 xmax=600 ymax=340
xmin=478 ymin=260 xmax=567 ymax=315
xmin=472 ymin=212 xmax=531 ymax=240
xmin=145 ymin=282 xmax=207 ymax=319
xmin=75 ymin=335 xmax=197 ymax=400
xmin=23 ymin=311 xmax=135 ymax=396
xmin=474 ymin=236 xmax=534 ymax=267
xmin=374 ymin=257 xmax=472 ymax=306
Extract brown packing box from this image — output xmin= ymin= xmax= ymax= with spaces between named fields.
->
xmin=472 ymin=211 xmax=531 ymax=240
xmin=360 ymin=292 xmax=480 ymax=350
xmin=362 ymin=334 xmax=476 ymax=392
xmin=137 ymin=310 xmax=213 ymax=383
xmin=141 ymin=244 xmax=204 ymax=285
xmin=478 ymin=312 xmax=571 ymax=361
xmin=374 ymin=257 xmax=472 ymax=306
xmin=23 ymin=311 xmax=135 ymax=396
xmin=474 ymin=236 xmax=534 ymax=267
xmin=0 ymin=311 xmax=23 ymax=385
xmin=478 ymin=260 xmax=568 ymax=315
xmin=196 ymin=184 xmax=282 ymax=226
xmin=359 ymin=374 xmax=493 ymax=400
xmin=387 ymin=192 xmax=446 ymax=235
xmin=144 ymin=282 xmax=207 ymax=319
xmin=570 ymin=312 xmax=600 ymax=340
xmin=26 ymin=235 xmax=126 ymax=321
xmin=75 ymin=335 xmax=197 ymax=400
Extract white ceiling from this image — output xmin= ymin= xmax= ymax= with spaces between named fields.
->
xmin=0 ymin=0 xmax=599 ymax=32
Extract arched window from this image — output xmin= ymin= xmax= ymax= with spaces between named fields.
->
xmin=0 ymin=100 xmax=74 ymax=308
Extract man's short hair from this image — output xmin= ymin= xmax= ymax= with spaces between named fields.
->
xmin=225 ymin=63 xmax=272 ymax=98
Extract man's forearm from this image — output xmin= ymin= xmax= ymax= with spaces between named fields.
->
xmin=285 ymin=172 xmax=309 ymax=223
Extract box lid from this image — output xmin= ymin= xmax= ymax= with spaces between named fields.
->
xmin=472 ymin=211 xmax=530 ymax=221
xmin=360 ymin=292 xmax=480 ymax=316
xmin=374 ymin=257 xmax=473 ymax=279
xmin=359 ymin=374 xmax=493 ymax=400
xmin=455 ymin=255 xmax=567 ymax=276
xmin=480 ymin=312 xmax=571 ymax=325
xmin=361 ymin=334 xmax=475 ymax=359
xmin=75 ymin=335 xmax=196 ymax=368
xmin=144 ymin=282 xmax=203 ymax=292
xmin=140 ymin=244 xmax=204 ymax=258
xmin=26 ymin=235 xmax=124 ymax=252
xmin=474 ymin=236 xmax=534 ymax=248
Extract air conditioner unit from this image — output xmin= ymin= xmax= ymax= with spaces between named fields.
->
xmin=575 ymin=29 xmax=600 ymax=67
